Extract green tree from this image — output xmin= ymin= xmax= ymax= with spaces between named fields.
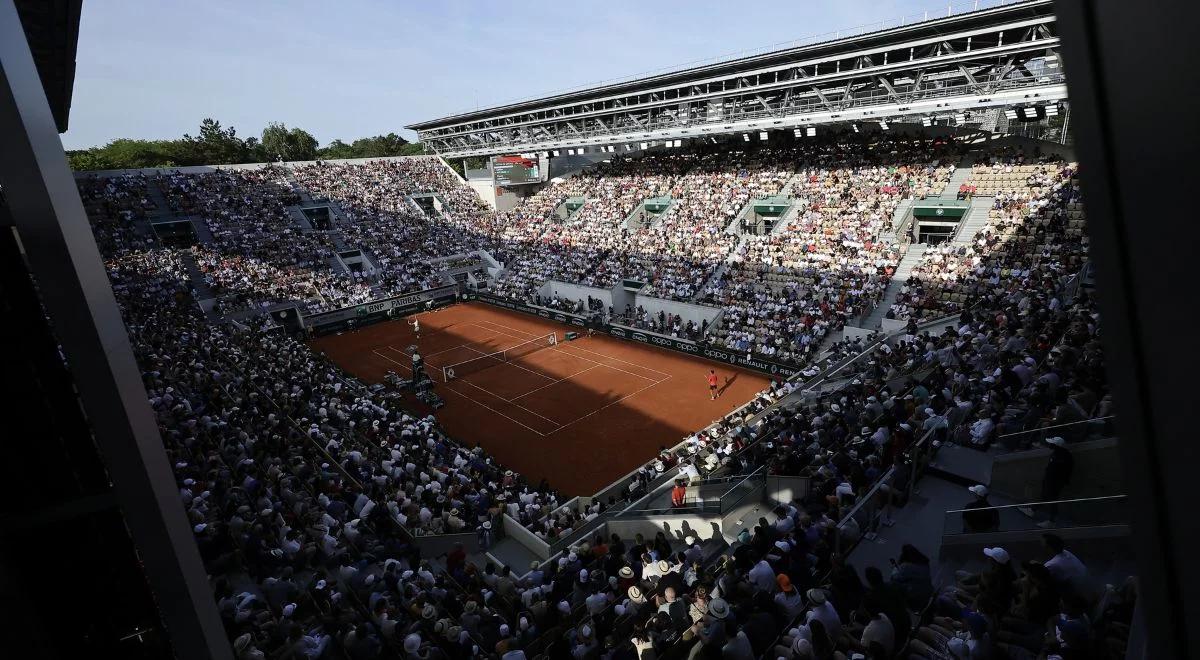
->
xmin=261 ymin=122 xmax=319 ymax=162
xmin=67 ymin=149 xmax=115 ymax=171
xmin=182 ymin=118 xmax=252 ymax=165
xmin=66 ymin=119 xmax=423 ymax=170
xmin=316 ymin=132 xmax=419 ymax=159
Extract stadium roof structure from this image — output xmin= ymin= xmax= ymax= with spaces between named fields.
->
xmin=14 ymin=0 xmax=81 ymax=133
xmin=408 ymin=0 xmax=1066 ymax=159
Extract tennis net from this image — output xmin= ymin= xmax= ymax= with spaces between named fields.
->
xmin=442 ymin=333 xmax=558 ymax=381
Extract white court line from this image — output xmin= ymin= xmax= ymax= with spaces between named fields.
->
xmin=452 ymin=378 xmax=563 ymax=425
xmin=510 ymin=364 xmax=600 ymax=401
xmin=471 ymin=318 xmax=673 ymax=377
xmin=383 ymin=344 xmax=560 ymax=425
xmin=467 ymin=321 xmax=660 ymax=383
xmin=403 ymin=336 xmax=500 ymax=360
xmin=457 ymin=344 xmax=557 ymax=383
xmin=371 ymin=348 xmax=550 ymax=437
xmin=386 ymin=344 xmax=457 ymax=371
xmin=552 ymin=374 xmax=673 ymax=433
xmin=374 ymin=348 xmax=412 ymax=372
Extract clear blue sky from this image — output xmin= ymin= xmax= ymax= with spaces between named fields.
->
xmin=63 ymin=0 xmax=951 ymax=149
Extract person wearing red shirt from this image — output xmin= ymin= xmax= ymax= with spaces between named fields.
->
xmin=706 ymin=369 xmax=720 ymax=400
xmin=671 ymin=480 xmax=688 ymax=508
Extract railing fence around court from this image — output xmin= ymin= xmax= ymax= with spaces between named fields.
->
xmin=996 ymin=415 xmax=1115 ymax=450
xmin=942 ymin=494 xmax=1129 ymax=537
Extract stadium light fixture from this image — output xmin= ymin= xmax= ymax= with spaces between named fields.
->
xmin=1005 ymin=108 xmax=1019 ymax=120
xmin=673 ymin=139 xmax=682 ymax=147
xmin=805 ymin=126 xmax=816 ymax=137
xmin=794 ymin=128 xmax=803 ymax=137
xmin=743 ymin=133 xmax=750 ymax=142
xmin=758 ymin=131 xmax=768 ymax=141
xmin=879 ymin=121 xmax=889 ymax=130
xmin=1021 ymin=107 xmax=1038 ymax=119
xmin=852 ymin=123 xmax=860 ymax=133
xmin=639 ymin=142 xmax=648 ymax=150
xmin=955 ymin=113 xmax=966 ymax=124
xmin=552 ymin=150 xmax=560 ymax=157
xmin=921 ymin=117 xmax=932 ymax=127
xmin=1044 ymin=104 xmax=1060 ymax=117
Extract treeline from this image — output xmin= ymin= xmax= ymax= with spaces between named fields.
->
xmin=67 ymin=118 xmax=424 ymax=171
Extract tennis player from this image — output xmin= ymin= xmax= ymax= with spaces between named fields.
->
xmin=411 ymin=317 xmax=421 ymax=339
xmin=706 ymin=369 xmax=720 ymax=400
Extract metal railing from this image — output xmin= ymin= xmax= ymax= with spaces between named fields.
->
xmin=996 ymin=415 xmax=1115 ymax=450
xmin=428 ymin=74 xmax=1068 ymax=156
xmin=943 ymin=494 xmax=1128 ymax=536
xmin=430 ymin=0 xmax=1034 ymax=118
xmin=620 ymin=466 xmax=767 ymax=517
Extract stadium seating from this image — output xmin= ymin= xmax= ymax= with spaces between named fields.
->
xmin=76 ymin=135 xmax=1119 ymax=660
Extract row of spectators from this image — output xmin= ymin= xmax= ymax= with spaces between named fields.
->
xmin=889 ymin=154 xmax=1086 ymax=322
xmin=73 ymin=140 xmax=1115 ymax=659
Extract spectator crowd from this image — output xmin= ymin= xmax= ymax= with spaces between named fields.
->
xmin=73 ymin=134 xmax=1124 ymax=659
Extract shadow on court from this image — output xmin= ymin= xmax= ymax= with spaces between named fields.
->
xmin=310 ymin=302 xmax=770 ymax=495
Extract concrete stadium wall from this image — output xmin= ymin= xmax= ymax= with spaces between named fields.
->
xmin=842 ymin=326 xmax=875 ymax=342
xmin=503 ymin=513 xmax=551 ymax=560
xmin=630 ymin=294 xmax=722 ymax=328
xmin=765 ymin=475 xmax=811 ymax=505
xmin=940 ymin=523 xmax=1132 ymax=570
xmin=413 ymin=531 xmax=479 ymax=558
xmin=468 ymin=179 xmax=498 ymax=210
xmin=988 ymin=438 xmax=1124 ymax=502
xmin=538 ymin=280 xmax=613 ymax=309
xmin=607 ymin=514 xmax=725 ymax=545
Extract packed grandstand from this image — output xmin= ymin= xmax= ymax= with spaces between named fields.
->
xmin=70 ymin=119 xmax=1133 ymax=660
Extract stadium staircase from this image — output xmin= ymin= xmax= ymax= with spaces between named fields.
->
xmin=779 ymin=170 xmax=806 ymax=198
xmin=889 ymin=199 xmax=914 ymax=240
xmin=179 ymin=252 xmax=217 ymax=309
xmin=860 ymin=243 xmax=927 ymax=329
xmin=939 ymin=159 xmax=976 ymax=200
xmin=690 ymin=235 xmax=745 ymax=302
xmin=282 ymin=170 xmax=317 ymax=207
xmin=952 ymin=196 xmax=994 ymax=245
xmin=189 ymin=217 xmax=216 ymax=245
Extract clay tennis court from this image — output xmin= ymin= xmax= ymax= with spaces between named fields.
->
xmin=310 ymin=302 xmax=771 ymax=495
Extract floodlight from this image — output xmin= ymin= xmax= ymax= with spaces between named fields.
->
xmin=1005 ymin=108 xmax=1019 ymax=120
xmin=1044 ymin=104 xmax=1059 ymax=117
xmin=955 ymin=113 xmax=966 ymax=124
xmin=922 ymin=117 xmax=932 ymax=127
xmin=674 ymin=139 xmax=682 ymax=147
xmin=1021 ymin=107 xmax=1038 ymax=119
xmin=743 ymin=133 xmax=751 ymax=142
xmin=852 ymin=123 xmax=860 ymax=133
xmin=806 ymin=126 xmax=816 ymax=137
xmin=758 ymin=131 xmax=768 ymax=141
xmin=794 ymin=128 xmax=803 ymax=137
xmin=552 ymin=150 xmax=560 ymax=157
xmin=879 ymin=121 xmax=889 ymax=130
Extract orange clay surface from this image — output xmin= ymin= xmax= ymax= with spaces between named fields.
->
xmin=311 ymin=302 xmax=769 ymax=495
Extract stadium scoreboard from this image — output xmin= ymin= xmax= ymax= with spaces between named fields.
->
xmin=492 ymin=154 xmax=547 ymax=186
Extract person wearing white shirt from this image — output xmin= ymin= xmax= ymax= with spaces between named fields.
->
xmin=1043 ymin=534 xmax=1088 ymax=587
xmin=748 ymin=557 xmax=776 ymax=593
xmin=804 ymin=589 xmax=842 ymax=640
